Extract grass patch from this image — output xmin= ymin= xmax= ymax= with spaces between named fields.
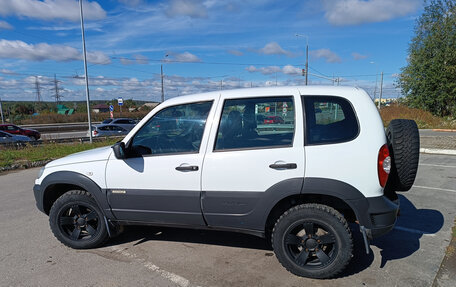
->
xmin=380 ymin=104 xmax=456 ymax=129
xmin=0 ymin=138 xmax=118 ymax=169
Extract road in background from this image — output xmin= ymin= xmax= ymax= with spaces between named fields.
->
xmin=0 ymin=154 xmax=455 ymax=286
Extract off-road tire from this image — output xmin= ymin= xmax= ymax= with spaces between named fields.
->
xmin=272 ymin=204 xmax=353 ymax=279
xmin=385 ymin=119 xmax=420 ymax=192
xmin=49 ymin=190 xmax=108 ymax=249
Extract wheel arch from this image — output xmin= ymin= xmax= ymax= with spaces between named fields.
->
xmin=264 ymin=177 xmax=370 ymax=236
xmin=40 ymin=171 xmax=113 ymax=218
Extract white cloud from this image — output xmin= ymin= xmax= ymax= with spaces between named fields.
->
xmin=246 ymin=65 xmax=281 ymax=75
xmin=119 ymin=54 xmax=149 ymax=65
xmin=227 ymin=49 xmax=243 ymax=56
xmin=169 ymin=51 xmax=202 ymax=63
xmin=310 ymin=49 xmax=342 ymax=63
xmin=165 ymin=0 xmax=208 ymax=18
xmin=352 ymin=52 xmax=368 ymax=60
xmin=0 ymin=68 xmax=17 ymax=75
xmin=282 ymin=65 xmax=302 ymax=75
xmin=258 ymin=42 xmax=294 ymax=57
xmin=322 ymin=0 xmax=421 ymax=26
xmin=0 ymin=39 xmax=111 ymax=64
xmin=120 ymin=57 xmax=134 ymax=65
xmin=0 ymin=20 xmax=13 ymax=30
xmin=134 ymin=54 xmax=149 ymax=64
xmin=246 ymin=65 xmax=302 ymax=76
xmin=0 ymin=0 xmax=106 ymax=22
xmin=118 ymin=0 xmax=143 ymax=6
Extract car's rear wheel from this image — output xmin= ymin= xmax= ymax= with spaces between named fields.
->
xmin=384 ymin=119 xmax=420 ymax=192
xmin=272 ymin=204 xmax=353 ymax=279
xmin=49 ymin=190 xmax=108 ymax=249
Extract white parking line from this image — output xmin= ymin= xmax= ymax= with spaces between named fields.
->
xmin=419 ymin=163 xmax=456 ymax=168
xmin=413 ymin=185 xmax=456 ymax=193
xmin=108 ymin=246 xmax=196 ymax=287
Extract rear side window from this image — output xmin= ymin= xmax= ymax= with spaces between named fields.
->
xmin=214 ymin=96 xmax=295 ymax=151
xmin=303 ymin=96 xmax=358 ymax=145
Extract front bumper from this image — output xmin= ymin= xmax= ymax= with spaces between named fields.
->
xmin=33 ymin=184 xmax=45 ymax=214
xmin=364 ymin=195 xmax=399 ymax=240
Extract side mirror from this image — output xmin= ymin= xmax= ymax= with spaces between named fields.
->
xmin=112 ymin=142 xmax=127 ymax=159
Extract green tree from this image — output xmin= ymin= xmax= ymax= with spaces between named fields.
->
xmin=398 ymin=0 xmax=456 ymax=117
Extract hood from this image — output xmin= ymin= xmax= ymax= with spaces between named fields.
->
xmin=46 ymin=146 xmax=113 ymax=168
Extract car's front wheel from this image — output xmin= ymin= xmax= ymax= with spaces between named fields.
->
xmin=49 ymin=190 xmax=108 ymax=249
xmin=272 ymin=204 xmax=353 ymax=279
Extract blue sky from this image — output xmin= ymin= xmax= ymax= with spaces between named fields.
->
xmin=0 ymin=0 xmax=423 ymax=102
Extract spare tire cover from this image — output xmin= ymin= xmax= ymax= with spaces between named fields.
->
xmin=384 ymin=119 xmax=420 ymax=192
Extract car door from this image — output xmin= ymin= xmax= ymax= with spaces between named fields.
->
xmin=201 ymin=92 xmax=305 ymax=231
xmin=6 ymin=125 xmax=20 ymax=135
xmin=105 ymin=100 xmax=216 ymax=225
xmin=0 ymin=132 xmax=13 ymax=143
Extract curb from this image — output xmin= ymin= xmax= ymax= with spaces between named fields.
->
xmin=420 ymin=148 xmax=456 ymax=156
xmin=432 ymin=129 xmax=456 ymax=132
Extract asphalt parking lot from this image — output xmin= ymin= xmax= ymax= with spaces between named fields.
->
xmin=1 ymin=153 xmax=455 ymax=287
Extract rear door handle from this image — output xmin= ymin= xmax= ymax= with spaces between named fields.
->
xmin=175 ymin=165 xmax=199 ymax=171
xmin=269 ymin=163 xmax=297 ymax=169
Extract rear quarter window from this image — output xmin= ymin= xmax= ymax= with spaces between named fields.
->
xmin=303 ymin=96 xmax=359 ymax=145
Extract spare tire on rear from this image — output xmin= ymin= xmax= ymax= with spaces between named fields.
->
xmin=384 ymin=119 xmax=420 ymax=192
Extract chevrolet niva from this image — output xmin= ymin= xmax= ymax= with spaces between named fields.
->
xmin=33 ymin=86 xmax=419 ymax=278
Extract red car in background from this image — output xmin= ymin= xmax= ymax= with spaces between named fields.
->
xmin=0 ymin=124 xmax=41 ymax=140
xmin=264 ymin=116 xmax=284 ymax=124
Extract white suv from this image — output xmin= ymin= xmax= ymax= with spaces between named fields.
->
xmin=33 ymin=86 xmax=419 ymax=279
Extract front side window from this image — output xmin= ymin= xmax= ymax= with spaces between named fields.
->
xmin=304 ymin=96 xmax=359 ymax=145
xmin=131 ymin=101 xmax=212 ymax=155
xmin=214 ymin=96 xmax=295 ymax=151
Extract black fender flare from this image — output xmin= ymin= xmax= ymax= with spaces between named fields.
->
xmin=40 ymin=171 xmax=114 ymax=219
xmin=300 ymin=178 xmax=371 ymax=228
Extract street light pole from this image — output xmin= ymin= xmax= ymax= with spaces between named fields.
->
xmin=296 ymin=34 xmax=309 ymax=85
xmin=370 ymin=61 xmax=379 ymax=104
xmin=379 ymin=71 xmax=384 ymax=109
xmin=0 ymin=98 xmax=4 ymax=124
xmin=161 ymin=64 xmax=165 ymax=102
xmin=79 ymin=0 xmax=93 ymax=143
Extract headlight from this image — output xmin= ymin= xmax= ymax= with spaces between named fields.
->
xmin=37 ymin=167 xmax=45 ymax=179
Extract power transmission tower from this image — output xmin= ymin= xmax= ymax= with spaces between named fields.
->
xmin=52 ymin=74 xmax=63 ymax=104
xmin=34 ymin=76 xmax=41 ymax=103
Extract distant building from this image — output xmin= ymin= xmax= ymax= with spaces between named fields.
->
xmin=92 ymin=104 xmax=109 ymax=113
xmin=374 ymin=98 xmax=398 ymax=106
xmin=141 ymin=102 xmax=160 ymax=110
xmin=57 ymin=104 xmax=74 ymax=115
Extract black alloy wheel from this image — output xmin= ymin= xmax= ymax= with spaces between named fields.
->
xmin=284 ymin=221 xmax=337 ymax=268
xmin=272 ymin=204 xmax=353 ymax=279
xmin=49 ymin=190 xmax=108 ymax=249
xmin=58 ymin=204 xmax=100 ymax=241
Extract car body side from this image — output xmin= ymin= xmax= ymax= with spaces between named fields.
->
xmin=34 ymin=86 xmax=397 ymax=240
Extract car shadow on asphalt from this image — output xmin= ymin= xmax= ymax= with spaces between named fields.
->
xmin=106 ymin=225 xmax=272 ymax=251
xmin=105 ymin=194 xmax=444 ymax=277
xmin=371 ymin=194 xmax=444 ymax=268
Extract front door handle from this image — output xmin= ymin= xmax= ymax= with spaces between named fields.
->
xmin=269 ymin=163 xmax=297 ymax=169
xmin=175 ymin=165 xmax=199 ymax=171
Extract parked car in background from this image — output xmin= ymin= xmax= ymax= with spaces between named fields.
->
xmin=0 ymin=130 xmax=32 ymax=143
xmin=0 ymin=124 xmax=40 ymax=140
xmin=264 ymin=115 xmax=284 ymax=124
xmin=88 ymin=124 xmax=129 ymax=137
xmin=101 ymin=118 xmax=137 ymax=131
